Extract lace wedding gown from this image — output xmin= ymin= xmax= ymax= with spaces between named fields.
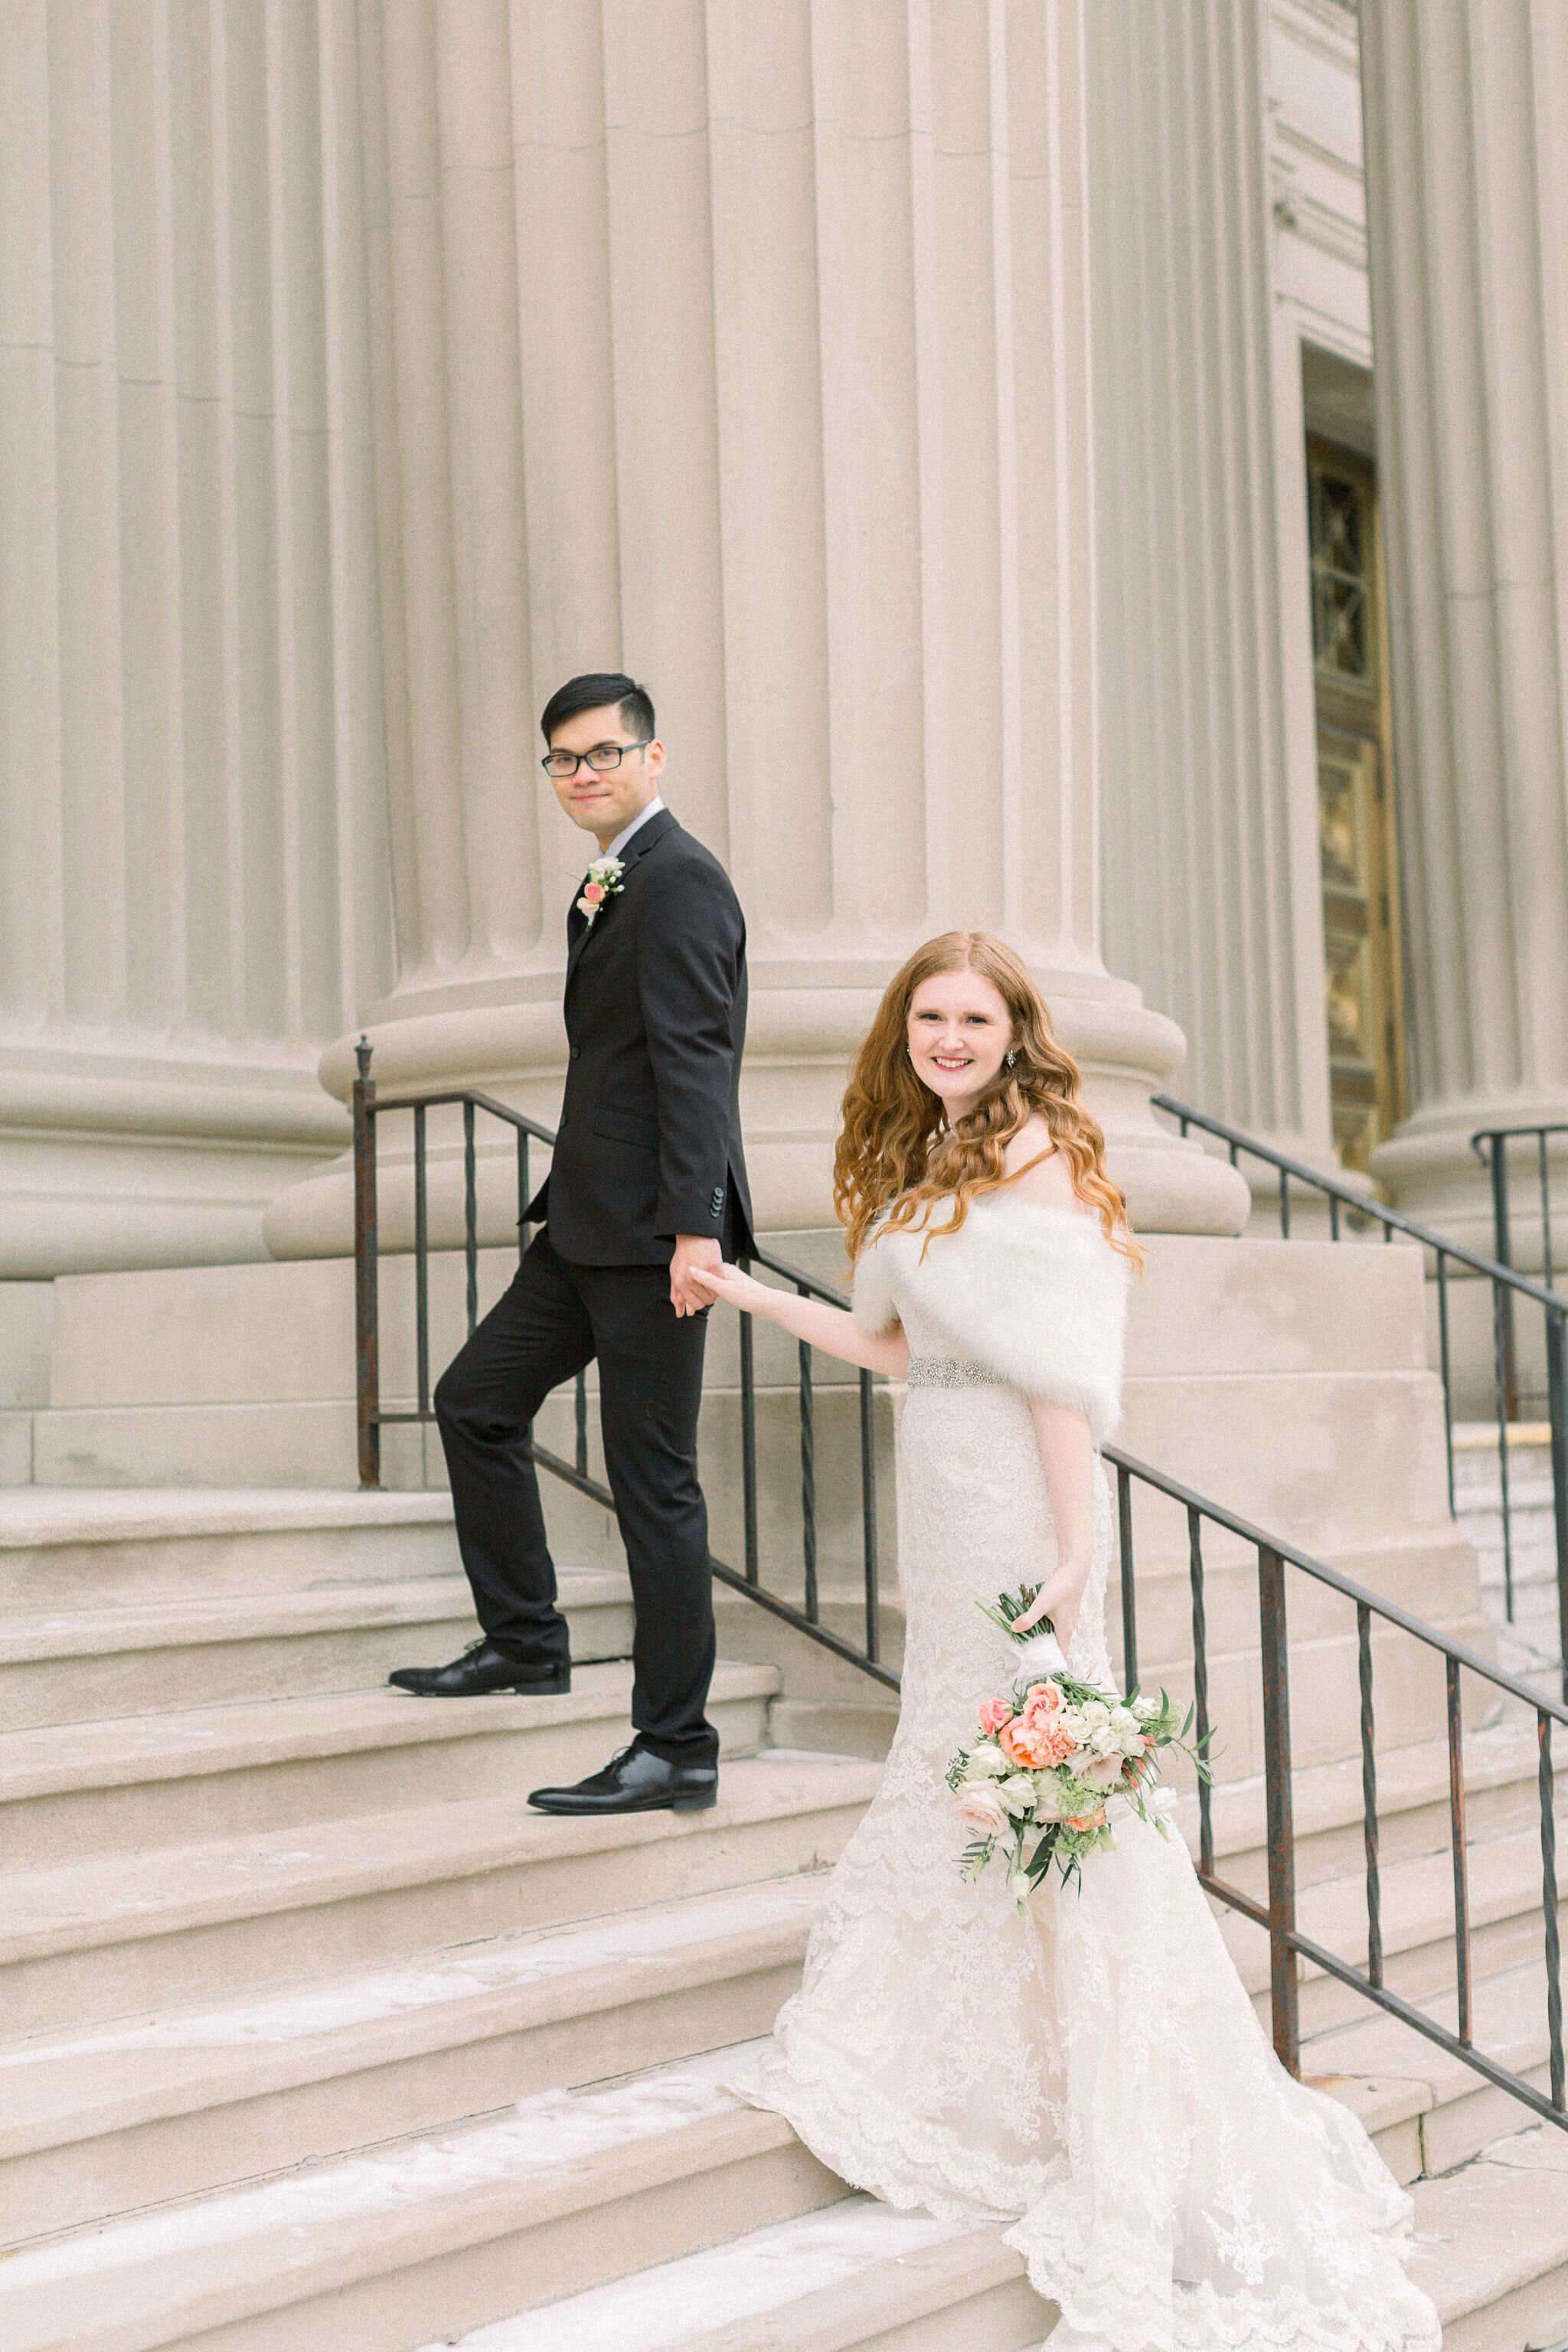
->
xmin=733 ymin=1195 xmax=1439 ymax=2352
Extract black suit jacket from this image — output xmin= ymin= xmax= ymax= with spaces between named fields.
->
xmin=527 ymin=808 xmax=756 ymax=1267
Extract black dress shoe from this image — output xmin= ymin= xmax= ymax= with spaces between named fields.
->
xmin=528 ymin=1741 xmax=718 ymax=1815
xmin=387 ymin=1638 xmax=571 ymax=1698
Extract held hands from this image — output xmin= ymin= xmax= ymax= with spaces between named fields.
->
xmin=670 ymin=1235 xmax=727 ymax=1318
xmin=680 ymin=1256 xmax=775 ymax=1318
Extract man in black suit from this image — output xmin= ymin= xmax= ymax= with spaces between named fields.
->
xmin=388 ymin=674 xmax=753 ymax=1818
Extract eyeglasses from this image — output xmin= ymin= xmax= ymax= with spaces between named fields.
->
xmin=541 ymin=740 xmax=651 ymax=779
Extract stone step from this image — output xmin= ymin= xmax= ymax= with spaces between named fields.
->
xmin=1122 ymin=1529 xmax=1484 ymax=1658
xmin=1220 ymin=1813 xmax=1567 ymax=2040
xmin=1412 ymin=2126 xmax=1568 ymax=2352
xmin=0 ymin=2043 xmax=845 ymax=2352
xmin=0 ymin=1753 xmax=881 ymax=2040
xmin=1175 ymin=1713 xmax=1559 ymax=1893
xmin=0 ymin=1567 xmax=637 ymax=1730
xmin=426 ymin=2202 xmax=1049 ymax=2351
xmin=1301 ymin=1957 xmax=1560 ymax=2183
xmin=0 ymin=1875 xmax=828 ymax=2244
xmin=0 ymin=1487 xmax=462 ymax=1612
xmin=0 ymin=1658 xmax=774 ymax=1865
xmin=418 ymin=2132 xmax=1568 ymax=2352
xmin=1132 ymin=1618 xmax=1497 ymax=1783
xmin=765 ymin=1700 xmax=900 ymax=1762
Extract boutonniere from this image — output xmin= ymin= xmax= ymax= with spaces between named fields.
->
xmin=577 ymin=854 xmax=626 ymax=925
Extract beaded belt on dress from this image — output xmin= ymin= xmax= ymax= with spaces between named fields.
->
xmin=906 ymin=1356 xmax=1000 ymax=1389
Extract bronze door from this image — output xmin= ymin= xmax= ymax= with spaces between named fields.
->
xmin=1307 ymin=440 xmax=1405 ymax=1171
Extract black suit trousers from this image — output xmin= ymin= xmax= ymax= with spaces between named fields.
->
xmin=433 ymin=1230 xmax=717 ymax=1762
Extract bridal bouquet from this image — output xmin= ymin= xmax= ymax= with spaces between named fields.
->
xmin=946 ymin=1586 xmax=1210 ymax=1906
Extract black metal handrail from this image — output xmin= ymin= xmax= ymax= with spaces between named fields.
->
xmin=1156 ymin=1093 xmax=1568 ymax=1671
xmin=1472 ymin=1122 xmax=1568 ymax=1295
xmin=1472 ymin=1123 xmax=1567 ymax=1424
xmin=1106 ymin=1442 xmax=1568 ymax=2133
xmin=350 ymin=1044 xmax=895 ymax=1690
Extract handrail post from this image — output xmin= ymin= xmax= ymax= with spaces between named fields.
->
xmin=413 ymin=1102 xmax=430 ymax=1419
xmin=462 ymin=1098 xmax=479 ymax=1336
xmin=1187 ymin=1506 xmax=1213 ymax=1880
xmin=1116 ymin=1464 xmax=1138 ymax=1692
xmin=1548 ymin=1308 xmax=1568 ymax=1707
xmin=739 ymin=1262 xmax=760 ymax=1586
xmin=1258 ymin=1544 xmax=1301 ymax=2074
xmin=859 ymin=1367 xmax=880 ymax=1664
xmin=1447 ymin=1656 xmax=1473 ymax=2047
xmin=1485 ymin=1132 xmax=1520 ymax=1421
xmin=798 ymin=1309 xmax=818 ymax=1623
xmin=1540 ymin=1710 xmax=1565 ymax=2113
xmin=352 ymin=1038 xmax=381 ymax=1490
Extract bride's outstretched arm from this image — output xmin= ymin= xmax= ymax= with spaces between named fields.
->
xmin=684 ymin=1261 xmax=910 ymax=1377
xmin=1013 ymin=1400 xmax=1096 ymax=1655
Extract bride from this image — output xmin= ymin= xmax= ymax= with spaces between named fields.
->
xmin=689 ymin=931 xmax=1439 ymax=2352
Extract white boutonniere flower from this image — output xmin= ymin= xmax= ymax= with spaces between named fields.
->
xmin=577 ymin=854 xmax=626 ymax=925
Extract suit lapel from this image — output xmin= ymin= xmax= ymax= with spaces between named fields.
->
xmin=564 ymin=809 xmax=679 ymax=999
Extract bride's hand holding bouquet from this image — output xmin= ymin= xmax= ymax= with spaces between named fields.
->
xmin=949 ymin=1581 xmax=1212 ymax=1906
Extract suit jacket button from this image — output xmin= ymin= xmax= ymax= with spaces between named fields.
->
xmin=710 ymin=1187 xmax=724 ymax=1216
xmin=570 ymin=1046 xmax=580 ymax=1060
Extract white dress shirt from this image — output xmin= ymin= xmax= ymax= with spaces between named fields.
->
xmin=606 ymin=794 xmax=665 ymax=861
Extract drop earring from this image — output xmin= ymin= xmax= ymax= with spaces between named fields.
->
xmin=1005 ymin=1049 xmax=1017 ymax=1068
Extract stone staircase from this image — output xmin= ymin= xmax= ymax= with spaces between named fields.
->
xmin=5 ymin=1229 xmax=1568 ymax=2342
xmin=2 ymin=1489 xmax=1568 ymax=2347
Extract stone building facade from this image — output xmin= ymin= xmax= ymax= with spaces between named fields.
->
xmin=3 ymin=0 xmax=1565 ymax=1285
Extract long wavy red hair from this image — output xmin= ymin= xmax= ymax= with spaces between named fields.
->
xmin=833 ymin=932 xmax=1142 ymax=1266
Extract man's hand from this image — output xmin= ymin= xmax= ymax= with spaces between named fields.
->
xmin=670 ymin=1233 xmax=724 ymax=1318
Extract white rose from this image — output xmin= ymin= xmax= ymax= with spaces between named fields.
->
xmin=965 ymin=1743 xmax=1010 ymax=1779
xmin=1082 ymin=1700 xmax=1111 ymax=1730
xmin=1089 ymin=1725 xmax=1120 ymax=1756
xmin=954 ymin=1782 xmax=1011 ymax=1838
xmin=1118 ymin=1726 xmax=1145 ymax=1756
xmin=998 ymin=1772 xmax=1039 ymax=1815
xmin=1111 ymin=1706 xmax=1138 ymax=1735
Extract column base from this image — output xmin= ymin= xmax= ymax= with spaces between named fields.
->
xmin=0 ymin=1042 xmax=348 ymax=1278
xmin=1370 ymin=1095 xmax=1568 ymax=1270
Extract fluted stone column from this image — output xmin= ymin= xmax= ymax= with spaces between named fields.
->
xmin=264 ymin=0 xmax=1246 ymax=1259
xmin=0 ymin=2 xmax=393 ymax=1274
xmin=1086 ymin=0 xmax=1335 ymax=1167
xmin=1360 ymin=0 xmax=1568 ymax=1250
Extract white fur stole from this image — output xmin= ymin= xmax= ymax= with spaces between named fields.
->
xmin=851 ymin=1195 xmax=1131 ymax=1444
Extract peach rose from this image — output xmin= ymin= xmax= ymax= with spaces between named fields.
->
xmin=1001 ymin=1714 xmax=1076 ymax=1769
xmin=1024 ymin=1680 xmax=1064 ymax=1713
xmin=583 ymin=881 xmax=605 ymax=904
xmin=978 ymin=1698 xmax=1015 ymax=1736
xmin=1066 ymin=1808 xmax=1107 ymax=1834
xmin=1078 ymin=1751 xmax=1125 ymax=1792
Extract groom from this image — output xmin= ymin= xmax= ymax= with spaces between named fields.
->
xmin=388 ymin=674 xmax=753 ymax=1816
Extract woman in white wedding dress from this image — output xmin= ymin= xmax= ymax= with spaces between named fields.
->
xmin=690 ymin=932 xmax=1439 ymax=2352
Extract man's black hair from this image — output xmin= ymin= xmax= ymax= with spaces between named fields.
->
xmin=540 ymin=673 xmax=656 ymax=746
